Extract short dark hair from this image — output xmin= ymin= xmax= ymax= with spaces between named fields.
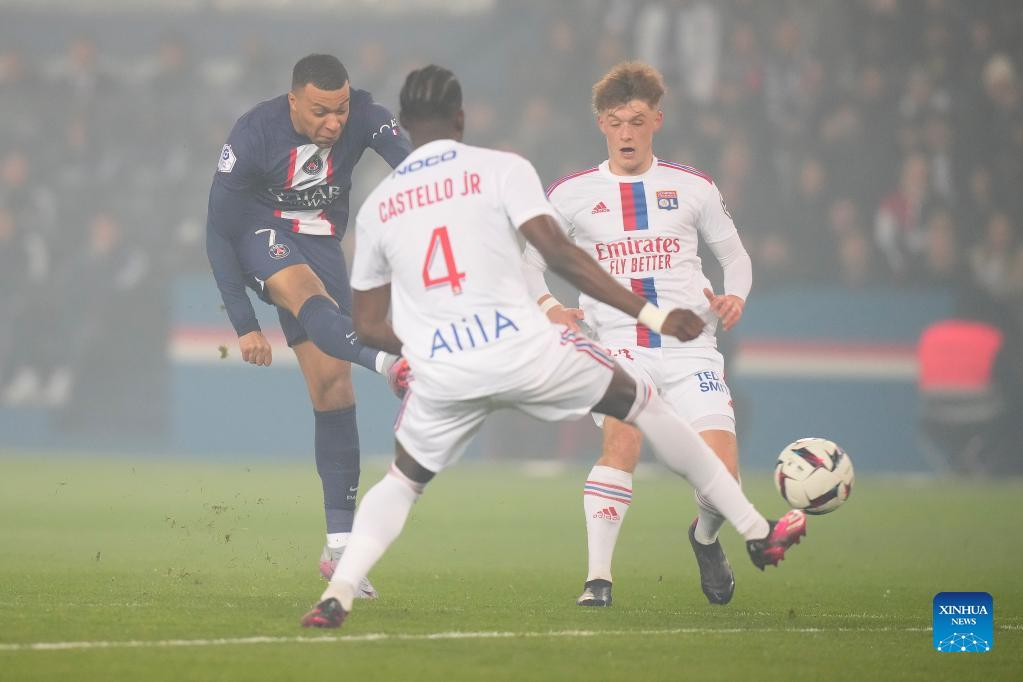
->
xmin=399 ymin=65 xmax=462 ymax=124
xmin=292 ymin=54 xmax=349 ymax=91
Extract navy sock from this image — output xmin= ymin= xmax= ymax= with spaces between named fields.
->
xmin=315 ymin=406 xmax=361 ymax=534
xmin=297 ymin=295 xmax=381 ymax=372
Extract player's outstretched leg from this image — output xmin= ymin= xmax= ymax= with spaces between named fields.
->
xmin=297 ymin=294 xmax=394 ymax=373
xmin=597 ymin=369 xmax=808 ymax=570
xmin=745 ymin=509 xmax=807 ymax=570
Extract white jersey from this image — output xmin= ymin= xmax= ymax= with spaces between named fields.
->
xmin=542 ymin=158 xmax=738 ymax=350
xmin=351 ymin=139 xmax=558 ymax=400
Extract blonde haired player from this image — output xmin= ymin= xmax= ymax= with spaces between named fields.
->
xmin=523 ymin=62 xmax=752 ymax=607
xmin=300 ymin=65 xmax=805 ymax=629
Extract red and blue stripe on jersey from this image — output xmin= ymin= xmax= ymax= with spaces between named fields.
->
xmin=618 ymin=181 xmax=660 ymax=347
xmin=630 ymin=276 xmax=661 ymax=348
xmin=618 ymin=181 xmax=649 ymax=230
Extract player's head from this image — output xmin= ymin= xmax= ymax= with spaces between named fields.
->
xmin=592 ymin=62 xmax=665 ymax=175
xmin=398 ymin=65 xmax=464 ymax=147
xmin=288 ymin=54 xmax=351 ymax=148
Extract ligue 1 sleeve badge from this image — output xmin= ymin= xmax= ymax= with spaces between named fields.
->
xmin=933 ymin=592 xmax=993 ymax=652
xmin=218 ymin=144 xmax=236 ymax=173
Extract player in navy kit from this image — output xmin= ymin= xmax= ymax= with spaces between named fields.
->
xmin=205 ymin=54 xmax=411 ymax=596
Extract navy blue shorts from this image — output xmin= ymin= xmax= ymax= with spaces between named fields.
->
xmin=234 ymin=227 xmax=352 ymax=347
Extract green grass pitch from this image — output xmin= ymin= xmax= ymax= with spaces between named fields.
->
xmin=1 ymin=452 xmax=1020 ymax=680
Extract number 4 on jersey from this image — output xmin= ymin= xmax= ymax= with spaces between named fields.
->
xmin=422 ymin=226 xmax=466 ymax=294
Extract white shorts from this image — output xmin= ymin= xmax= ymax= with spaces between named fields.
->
xmin=395 ymin=326 xmax=615 ymax=473
xmin=592 ymin=346 xmax=735 ymax=434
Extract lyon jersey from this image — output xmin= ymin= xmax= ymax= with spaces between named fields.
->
xmin=351 ymin=140 xmax=557 ymax=400
xmin=543 ymin=158 xmax=737 ymax=349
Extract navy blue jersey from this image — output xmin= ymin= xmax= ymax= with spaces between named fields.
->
xmin=209 ymin=90 xmax=410 ymax=239
xmin=206 ymin=88 xmax=411 ymax=336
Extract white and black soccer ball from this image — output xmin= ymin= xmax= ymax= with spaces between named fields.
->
xmin=774 ymin=437 xmax=854 ymax=515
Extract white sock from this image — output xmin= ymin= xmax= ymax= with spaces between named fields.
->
xmin=630 ymin=392 xmax=768 ymax=541
xmin=693 ymin=490 xmax=727 ymax=545
xmin=326 ymin=532 xmax=350 ymax=550
xmin=583 ymin=465 xmax=633 ymax=582
xmin=321 ymin=464 xmax=423 ymax=610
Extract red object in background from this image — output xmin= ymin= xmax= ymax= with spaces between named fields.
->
xmin=917 ymin=320 xmax=1003 ymax=392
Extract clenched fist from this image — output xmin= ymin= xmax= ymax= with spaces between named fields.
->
xmin=239 ymin=330 xmax=273 ymax=366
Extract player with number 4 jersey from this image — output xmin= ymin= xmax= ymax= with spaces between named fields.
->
xmin=522 ymin=62 xmax=754 ymax=608
xmin=300 ymin=65 xmax=806 ymax=630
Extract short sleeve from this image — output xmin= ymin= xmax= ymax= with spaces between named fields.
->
xmin=699 ymin=180 xmax=739 ymax=244
xmin=497 ymin=154 xmax=558 ymax=229
xmin=350 ymin=206 xmax=392 ymax=291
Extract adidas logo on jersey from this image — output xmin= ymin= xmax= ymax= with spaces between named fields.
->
xmin=593 ymin=506 xmax=620 ymax=521
xmin=591 ymin=201 xmax=610 ymax=214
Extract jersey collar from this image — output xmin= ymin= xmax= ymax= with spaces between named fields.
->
xmin=599 ymin=156 xmax=660 ymax=183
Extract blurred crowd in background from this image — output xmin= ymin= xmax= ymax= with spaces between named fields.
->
xmin=0 ymin=0 xmax=1021 ymax=434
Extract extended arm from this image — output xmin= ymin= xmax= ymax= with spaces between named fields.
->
xmin=205 ymin=210 xmax=259 ymax=337
xmin=520 ymin=214 xmax=703 ymax=341
xmin=206 ymin=128 xmax=262 ymax=338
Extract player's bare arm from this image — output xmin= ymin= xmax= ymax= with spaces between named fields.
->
xmin=352 ymin=284 xmax=403 ymax=356
xmin=520 ymin=214 xmax=704 ymax=342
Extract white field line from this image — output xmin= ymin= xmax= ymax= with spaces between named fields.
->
xmin=0 ymin=626 xmax=941 ymax=652
xmin=4 ymin=624 xmax=1019 ymax=653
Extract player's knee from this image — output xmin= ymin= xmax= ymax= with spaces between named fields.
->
xmin=394 ymin=443 xmax=435 ymax=486
xmin=267 ymin=265 xmax=330 ymax=315
xmin=307 ymin=366 xmax=354 ymax=410
xmin=698 ymin=428 xmax=740 ymax=478
xmin=599 ymin=420 xmax=643 ymax=471
xmin=592 ymin=367 xmax=637 ymax=421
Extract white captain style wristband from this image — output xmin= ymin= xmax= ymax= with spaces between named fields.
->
xmin=539 ymin=296 xmax=562 ymax=313
xmin=637 ymin=302 xmax=669 ymax=334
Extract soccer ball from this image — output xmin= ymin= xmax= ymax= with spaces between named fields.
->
xmin=774 ymin=437 xmax=854 ymax=515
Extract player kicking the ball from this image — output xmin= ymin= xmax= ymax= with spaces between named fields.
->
xmin=522 ymin=62 xmax=751 ymax=607
xmin=300 ymin=65 xmax=805 ymax=629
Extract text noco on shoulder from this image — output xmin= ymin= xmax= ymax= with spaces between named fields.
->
xmin=394 ymin=149 xmax=458 ymax=176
